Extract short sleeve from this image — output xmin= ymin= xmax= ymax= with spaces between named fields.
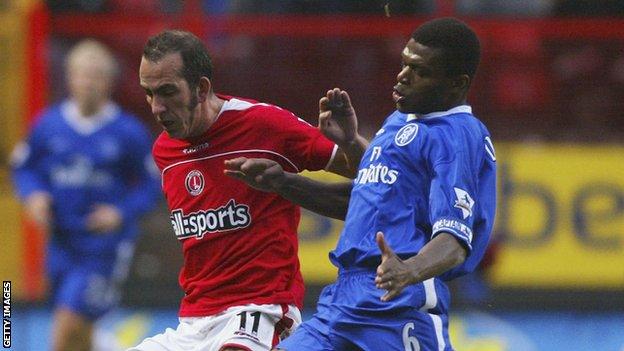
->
xmin=258 ymin=107 xmax=336 ymax=172
xmin=426 ymin=131 xmax=477 ymax=253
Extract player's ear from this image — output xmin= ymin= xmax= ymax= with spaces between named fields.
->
xmin=452 ymin=74 xmax=470 ymax=92
xmin=197 ymin=77 xmax=211 ymax=102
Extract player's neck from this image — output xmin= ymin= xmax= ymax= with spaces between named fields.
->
xmin=187 ymin=95 xmax=225 ymax=139
xmin=437 ymin=97 xmax=467 ymax=113
xmin=76 ymin=100 xmax=108 ymax=118
xmin=204 ymin=94 xmax=225 ymax=129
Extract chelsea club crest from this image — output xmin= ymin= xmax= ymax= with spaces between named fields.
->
xmin=395 ymin=123 xmax=419 ymax=146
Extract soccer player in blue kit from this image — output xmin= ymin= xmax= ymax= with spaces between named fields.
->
xmin=11 ymin=40 xmax=160 ymax=350
xmin=225 ymin=18 xmax=496 ymax=351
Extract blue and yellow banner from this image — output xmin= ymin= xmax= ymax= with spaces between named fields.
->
xmin=490 ymin=144 xmax=624 ymax=288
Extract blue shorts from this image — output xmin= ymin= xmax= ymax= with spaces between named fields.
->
xmin=279 ymin=269 xmax=453 ymax=351
xmin=47 ymin=240 xmax=135 ymax=320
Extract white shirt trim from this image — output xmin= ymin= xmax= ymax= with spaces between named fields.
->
xmin=161 ymin=149 xmax=300 ymax=186
xmin=413 ymin=105 xmax=472 ymax=120
xmin=61 ymin=100 xmax=119 ymax=135
xmin=212 ymin=98 xmax=272 ymax=125
xmin=220 ymin=98 xmax=271 ymax=113
xmin=323 ymin=144 xmax=339 ymax=171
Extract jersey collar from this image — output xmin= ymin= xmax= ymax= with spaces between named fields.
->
xmin=61 ymin=99 xmax=119 ymax=135
xmin=406 ymin=105 xmax=472 ymax=121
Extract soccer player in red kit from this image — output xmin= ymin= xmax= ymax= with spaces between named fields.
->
xmin=130 ymin=30 xmax=365 ymax=351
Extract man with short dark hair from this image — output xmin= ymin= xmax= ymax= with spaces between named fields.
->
xmin=131 ymin=30 xmax=365 ymax=351
xmin=225 ymin=18 xmax=497 ymax=350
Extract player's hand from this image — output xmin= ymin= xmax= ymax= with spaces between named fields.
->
xmin=86 ymin=204 xmax=122 ymax=234
xmin=224 ymin=157 xmax=286 ymax=192
xmin=375 ymin=231 xmax=416 ymax=301
xmin=24 ymin=191 xmax=52 ymax=234
xmin=319 ymin=88 xmax=359 ymax=147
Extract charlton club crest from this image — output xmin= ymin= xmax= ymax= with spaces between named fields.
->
xmin=185 ymin=170 xmax=205 ymax=196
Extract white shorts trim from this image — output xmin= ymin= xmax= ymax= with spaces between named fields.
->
xmin=127 ymin=304 xmax=301 ymax=351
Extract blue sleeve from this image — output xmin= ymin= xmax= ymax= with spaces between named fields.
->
xmin=426 ymin=129 xmax=477 ymax=254
xmin=116 ymin=120 xmax=161 ymax=224
xmin=10 ymin=120 xmax=50 ymax=199
xmin=441 ymin=131 xmax=496 ymax=280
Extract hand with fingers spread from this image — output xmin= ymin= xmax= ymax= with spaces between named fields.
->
xmin=319 ymin=88 xmax=359 ymax=147
xmin=224 ymin=157 xmax=286 ymax=192
xmin=375 ymin=232 xmax=418 ymax=301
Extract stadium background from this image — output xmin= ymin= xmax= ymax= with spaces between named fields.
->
xmin=1 ymin=0 xmax=624 ymax=349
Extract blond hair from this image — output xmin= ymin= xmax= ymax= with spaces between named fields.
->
xmin=65 ymin=39 xmax=119 ymax=78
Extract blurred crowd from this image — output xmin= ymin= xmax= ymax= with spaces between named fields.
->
xmin=45 ymin=0 xmax=624 ymax=16
xmin=42 ymin=0 xmax=624 ymax=144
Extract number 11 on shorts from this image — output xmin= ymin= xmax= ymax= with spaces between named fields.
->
xmin=237 ymin=311 xmax=261 ymax=335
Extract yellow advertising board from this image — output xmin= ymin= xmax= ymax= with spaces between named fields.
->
xmin=298 ymin=144 xmax=624 ymax=288
xmin=297 ymin=172 xmax=345 ymax=282
xmin=490 ymin=143 xmax=624 ymax=288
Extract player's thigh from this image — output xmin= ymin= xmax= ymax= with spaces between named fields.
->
xmin=276 ymin=319 xmax=333 ymax=351
xmin=51 ymin=306 xmax=94 ymax=351
xmin=397 ymin=311 xmax=452 ymax=351
xmin=278 ymin=283 xmax=339 ymax=351
xmin=333 ymin=311 xmax=451 ymax=351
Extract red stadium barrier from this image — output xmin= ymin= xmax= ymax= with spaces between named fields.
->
xmin=47 ymin=13 xmax=624 ymax=39
xmin=22 ymin=2 xmax=49 ymax=301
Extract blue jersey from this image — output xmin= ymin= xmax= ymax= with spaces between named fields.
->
xmin=331 ymin=105 xmax=496 ymax=281
xmin=280 ymin=106 xmax=496 ymax=350
xmin=11 ymin=100 xmax=161 ymax=256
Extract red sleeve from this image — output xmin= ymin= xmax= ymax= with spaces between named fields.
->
xmin=253 ymin=106 xmax=336 ymax=172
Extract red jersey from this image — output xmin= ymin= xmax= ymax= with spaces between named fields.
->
xmin=152 ymin=95 xmax=336 ymax=317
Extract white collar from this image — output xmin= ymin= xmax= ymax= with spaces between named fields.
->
xmin=406 ymin=105 xmax=472 ymax=121
xmin=61 ymin=100 xmax=119 ymax=135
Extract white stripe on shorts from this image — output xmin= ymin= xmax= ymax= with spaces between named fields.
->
xmin=429 ymin=314 xmax=445 ymax=351
xmin=420 ymin=278 xmax=438 ymax=312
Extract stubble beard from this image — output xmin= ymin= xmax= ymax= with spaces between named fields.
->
xmin=183 ymin=93 xmax=203 ymax=138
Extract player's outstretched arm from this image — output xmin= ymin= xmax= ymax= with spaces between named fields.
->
xmin=320 ymin=88 xmax=368 ymax=178
xmin=375 ymin=232 xmax=467 ymax=301
xmin=224 ymin=157 xmax=352 ymax=220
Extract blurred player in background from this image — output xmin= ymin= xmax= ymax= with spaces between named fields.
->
xmin=10 ymin=39 xmax=161 ymax=351
xmin=225 ymin=18 xmax=497 ymax=350
xmin=131 ymin=30 xmax=365 ymax=351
